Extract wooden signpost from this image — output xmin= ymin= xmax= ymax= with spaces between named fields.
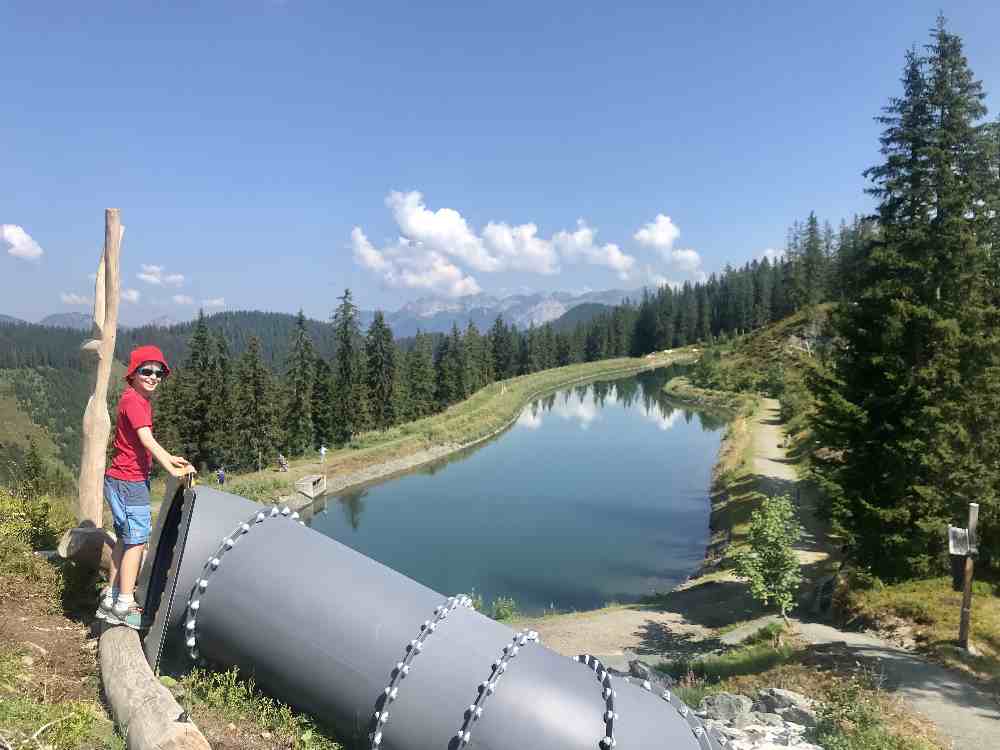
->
xmin=949 ymin=502 xmax=979 ymax=651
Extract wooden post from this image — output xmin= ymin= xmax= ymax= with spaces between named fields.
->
xmin=58 ymin=210 xmax=123 ymax=570
xmin=77 ymin=209 xmax=123 ymax=526
xmin=958 ymin=502 xmax=979 ymax=650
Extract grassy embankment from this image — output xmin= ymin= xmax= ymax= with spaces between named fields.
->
xmin=835 ymin=575 xmax=1000 ymax=692
xmin=195 ymin=351 xmax=697 ymax=505
xmin=661 ymin=373 xmax=761 ymax=575
xmin=0 ymin=481 xmax=341 ymax=749
xmin=659 ymin=623 xmax=942 ymax=750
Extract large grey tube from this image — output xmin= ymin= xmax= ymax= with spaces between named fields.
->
xmin=140 ymin=486 xmax=722 ymax=749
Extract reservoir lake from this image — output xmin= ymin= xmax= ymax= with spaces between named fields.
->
xmin=307 ymin=367 xmax=726 ymax=614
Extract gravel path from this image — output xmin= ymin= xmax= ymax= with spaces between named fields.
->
xmin=794 ymin=621 xmax=1000 ymax=749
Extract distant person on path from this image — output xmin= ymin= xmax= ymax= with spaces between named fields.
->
xmin=217 ymin=466 xmax=226 ymax=485
xmin=97 ymin=345 xmax=195 ymax=629
xmin=278 ymin=453 xmax=289 ymax=472
xmin=319 ymin=444 xmax=327 ymax=464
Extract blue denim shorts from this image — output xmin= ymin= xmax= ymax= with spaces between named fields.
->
xmin=104 ymin=476 xmax=152 ymax=546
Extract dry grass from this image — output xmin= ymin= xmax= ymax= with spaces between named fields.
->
xmin=839 ymin=575 xmax=1000 ymax=688
xmin=696 ymin=395 xmax=763 ymax=574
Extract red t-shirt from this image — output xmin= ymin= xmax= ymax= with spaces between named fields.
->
xmin=106 ymin=386 xmax=153 ymax=481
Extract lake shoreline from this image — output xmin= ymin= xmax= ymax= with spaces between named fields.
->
xmin=282 ymin=352 xmax=697 ymax=514
xmin=660 ymin=376 xmax=760 ymax=584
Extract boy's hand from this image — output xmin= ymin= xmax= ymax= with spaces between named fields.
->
xmin=170 ymin=455 xmax=191 ymax=468
xmin=169 ymin=463 xmax=196 ymax=478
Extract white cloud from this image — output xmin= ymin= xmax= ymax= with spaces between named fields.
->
xmin=122 ymin=288 xmax=141 ymax=303
xmin=172 ymin=294 xmax=195 ymax=305
xmin=2 ymin=224 xmax=44 ymax=260
xmin=203 ymin=297 xmax=225 ymax=308
xmin=633 ymin=214 xmax=681 ymax=251
xmin=60 ymin=292 xmax=91 ymax=305
xmin=482 ymin=221 xmax=559 ymax=274
xmin=387 ymin=191 xmax=499 ymax=272
xmin=138 ymin=264 xmax=185 ymax=286
xmin=351 ymin=228 xmax=482 ymax=298
xmin=646 ymin=272 xmax=676 ymax=290
xmin=354 ymin=191 xmax=666 ymax=293
xmin=669 ymin=248 xmax=702 ymax=273
xmin=759 ymin=247 xmax=784 ymax=263
xmin=553 ymin=221 xmax=635 ymax=280
xmin=634 ymin=213 xmax=707 ymax=280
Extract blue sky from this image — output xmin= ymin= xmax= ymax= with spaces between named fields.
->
xmin=3 ymin=1 xmax=999 ymax=325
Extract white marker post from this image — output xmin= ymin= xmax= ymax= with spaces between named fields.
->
xmin=950 ymin=503 xmax=979 ymax=651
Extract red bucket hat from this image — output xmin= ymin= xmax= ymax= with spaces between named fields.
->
xmin=125 ymin=345 xmax=171 ymax=379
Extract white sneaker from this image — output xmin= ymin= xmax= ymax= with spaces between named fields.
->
xmin=95 ymin=590 xmax=119 ymax=625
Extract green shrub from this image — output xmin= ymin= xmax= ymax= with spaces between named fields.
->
xmin=227 ymin=476 xmax=288 ymax=504
xmin=0 ymin=475 xmax=73 ymax=550
xmin=733 ymin=494 xmax=803 ymax=619
xmin=491 ymin=596 xmax=519 ymax=621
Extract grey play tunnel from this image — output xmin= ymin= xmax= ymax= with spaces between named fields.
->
xmin=137 ymin=485 xmax=723 ymax=749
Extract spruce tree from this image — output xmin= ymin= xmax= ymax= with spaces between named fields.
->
xmin=802 ymin=212 xmax=826 ymax=305
xmin=205 ymin=331 xmax=234 ymax=467
xmin=330 ymin=289 xmax=362 ymax=444
xmin=489 ymin=317 xmax=514 ymax=379
xmin=390 ymin=344 xmax=410 ymax=426
xmin=811 ymin=18 xmax=999 ymax=576
xmin=284 ymin=310 xmax=315 ymax=455
xmin=352 ymin=347 xmax=372 ymax=435
xmin=231 ymin=336 xmax=279 ymax=471
xmin=463 ymin=322 xmax=487 ymax=393
xmin=178 ymin=310 xmax=215 ymax=470
xmin=365 ymin=311 xmax=396 ymax=431
xmin=311 ymin=357 xmax=334 ymax=449
xmin=406 ymin=331 xmax=436 ymax=419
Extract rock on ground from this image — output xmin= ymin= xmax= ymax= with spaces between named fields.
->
xmin=695 ymin=691 xmax=822 ymax=750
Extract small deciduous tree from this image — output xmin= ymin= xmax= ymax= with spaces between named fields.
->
xmin=734 ymin=494 xmax=803 ymax=621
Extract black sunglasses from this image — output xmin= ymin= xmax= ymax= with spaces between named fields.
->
xmin=137 ymin=367 xmax=165 ymax=378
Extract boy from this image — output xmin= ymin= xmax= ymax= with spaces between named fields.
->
xmin=96 ymin=345 xmax=195 ymax=629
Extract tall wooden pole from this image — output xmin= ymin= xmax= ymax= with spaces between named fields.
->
xmin=77 ymin=209 xmax=123 ymax=526
xmin=958 ymin=502 xmax=979 ymax=651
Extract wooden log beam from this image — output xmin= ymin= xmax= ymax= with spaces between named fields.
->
xmin=57 ymin=525 xmax=115 ymax=573
xmin=78 ymin=208 xmax=123 ymax=527
xmin=99 ymin=626 xmax=211 ymax=750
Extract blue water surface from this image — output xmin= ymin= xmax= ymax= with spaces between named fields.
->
xmin=307 ymin=368 xmax=726 ymax=613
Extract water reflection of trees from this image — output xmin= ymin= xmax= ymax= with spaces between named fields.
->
xmin=526 ymin=364 xmax=727 ymax=434
xmin=339 ymin=488 xmax=368 ymax=530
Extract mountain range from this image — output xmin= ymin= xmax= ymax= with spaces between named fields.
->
xmin=7 ymin=289 xmax=635 ymax=337
xmin=369 ymin=288 xmax=634 ymax=338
